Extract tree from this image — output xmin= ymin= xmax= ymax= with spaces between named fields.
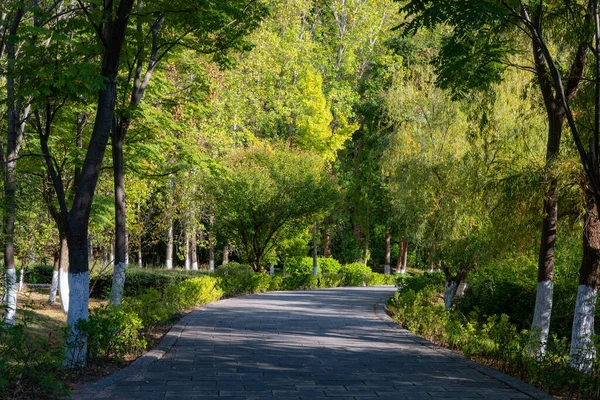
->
xmin=399 ymin=0 xmax=591 ymax=358
xmin=210 ymin=145 xmax=339 ymax=269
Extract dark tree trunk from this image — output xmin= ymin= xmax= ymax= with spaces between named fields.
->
xmin=109 ymin=124 xmax=127 ymax=305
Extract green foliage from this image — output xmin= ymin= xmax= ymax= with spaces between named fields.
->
xmin=0 ymin=324 xmax=67 ymax=399
xmin=366 ymin=273 xmax=395 ymax=286
xmin=83 ymin=306 xmax=147 ymax=361
xmin=319 ymin=257 xmax=342 ymax=274
xmin=389 ymin=268 xmax=600 ymax=398
xmin=90 ymin=268 xmax=210 ymax=298
xmin=339 ymin=263 xmax=372 ymax=286
xmin=23 ymin=264 xmax=55 ymax=284
xmin=284 ymin=257 xmax=317 ymax=276
xmin=215 ymin=262 xmax=270 ymax=296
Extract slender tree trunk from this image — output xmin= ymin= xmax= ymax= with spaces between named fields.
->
xmin=2 ymin=8 xmax=28 ymax=326
xmin=109 ymin=128 xmax=127 ymax=305
xmin=87 ymin=233 xmax=94 ymax=266
xmin=531 ymin=111 xmax=563 ymax=357
xmin=18 ymin=262 xmax=25 ymax=293
xmin=138 ymin=244 xmax=142 ymax=268
xmin=398 ymin=237 xmax=408 ymax=274
xmin=313 ymin=221 xmax=318 ymax=275
xmin=321 ymin=217 xmax=332 ymax=257
xmin=384 ymin=229 xmax=391 ymax=275
xmin=185 ymin=230 xmax=191 ymax=270
xmin=58 ymin=234 xmax=69 ymax=315
xmin=209 ymin=216 xmax=215 ymax=272
xmin=48 ymin=252 xmax=59 ymax=303
xmin=569 ymin=188 xmax=600 ymax=372
xmin=222 ymin=245 xmax=229 ymax=266
xmin=191 ymin=230 xmax=198 ymax=270
xmin=166 ymin=218 xmax=173 ymax=269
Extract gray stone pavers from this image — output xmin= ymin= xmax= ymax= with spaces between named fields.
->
xmin=76 ymin=287 xmax=554 ymax=400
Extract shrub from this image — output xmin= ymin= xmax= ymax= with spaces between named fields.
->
xmin=366 ymin=273 xmax=395 ymax=286
xmin=284 ymin=257 xmax=317 ymax=276
xmin=24 ymin=264 xmax=54 ymax=284
xmin=319 ymin=257 xmax=341 ymax=274
xmin=215 ymin=262 xmax=258 ymax=296
xmin=269 ymin=275 xmax=284 ymax=291
xmin=83 ymin=306 xmax=147 ymax=361
xmin=282 ymin=274 xmax=319 ymax=290
xmin=168 ymin=276 xmax=223 ymax=309
xmin=123 ymin=288 xmax=176 ymax=328
xmin=339 ymin=263 xmax=372 ymax=286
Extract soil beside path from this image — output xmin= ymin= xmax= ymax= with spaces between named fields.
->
xmin=75 ymin=287 xmax=553 ymax=400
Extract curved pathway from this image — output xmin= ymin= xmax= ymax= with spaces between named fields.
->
xmin=77 ymin=287 xmax=552 ymax=400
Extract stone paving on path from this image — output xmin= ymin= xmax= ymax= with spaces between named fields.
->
xmin=76 ymin=287 xmax=554 ymax=400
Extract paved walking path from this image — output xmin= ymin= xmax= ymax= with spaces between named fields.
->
xmin=77 ymin=287 xmax=553 ymax=400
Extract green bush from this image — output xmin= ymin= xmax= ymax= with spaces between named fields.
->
xmin=339 ymin=263 xmax=372 ymax=286
xmin=284 ymin=257 xmax=317 ymax=276
xmin=215 ymin=262 xmax=258 ymax=296
xmin=319 ymin=257 xmax=341 ymax=274
xmin=168 ymin=276 xmax=223 ymax=309
xmin=0 ymin=324 xmax=67 ymax=399
xmin=83 ymin=306 xmax=147 ymax=361
xmin=90 ymin=268 xmax=210 ymax=298
xmin=269 ymin=275 xmax=284 ymax=291
xmin=282 ymin=274 xmax=319 ymax=290
xmin=366 ymin=272 xmax=395 ymax=286
xmin=124 ymin=288 xmax=176 ymax=327
xmin=387 ymin=280 xmax=600 ymax=398
xmin=24 ymin=264 xmax=54 ymax=284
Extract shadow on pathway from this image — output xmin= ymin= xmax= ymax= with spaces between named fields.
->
xmin=76 ymin=287 xmax=553 ymax=400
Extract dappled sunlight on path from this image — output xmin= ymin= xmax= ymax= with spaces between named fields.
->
xmin=77 ymin=287 xmax=552 ymax=400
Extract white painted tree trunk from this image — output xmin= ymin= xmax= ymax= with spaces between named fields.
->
xmin=569 ymin=285 xmax=598 ymax=373
xmin=101 ymin=246 xmax=108 ymax=266
xmin=124 ymin=232 xmax=129 ymax=265
xmin=384 ymin=264 xmax=391 ymax=275
xmin=529 ymin=280 xmax=553 ymax=357
xmin=18 ymin=265 xmax=24 ymax=292
xmin=58 ymin=236 xmax=69 ymax=314
xmin=64 ymin=271 xmax=89 ymax=368
xmin=209 ymin=260 xmax=215 ymax=272
xmin=269 ymin=264 xmax=274 ymax=275
xmin=138 ymin=246 xmax=142 ymax=268
xmin=166 ymin=219 xmax=173 ymax=269
xmin=109 ymin=262 xmax=126 ymax=305
xmin=185 ymin=234 xmax=191 ymax=270
xmin=3 ymin=268 xmax=17 ymax=326
xmin=110 ymin=241 xmax=114 ymax=265
xmin=313 ymin=222 xmax=318 ymax=275
xmin=444 ymin=280 xmax=458 ymax=311
xmin=48 ymin=261 xmax=59 ymax=304
xmin=456 ymin=281 xmax=468 ymax=297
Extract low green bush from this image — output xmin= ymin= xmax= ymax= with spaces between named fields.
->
xmin=24 ymin=264 xmax=54 ymax=284
xmin=83 ymin=306 xmax=147 ymax=361
xmin=339 ymin=263 xmax=372 ymax=286
xmin=168 ymin=276 xmax=223 ymax=309
xmin=388 ymin=275 xmax=600 ymax=398
xmin=366 ymin=272 xmax=395 ymax=286
xmin=90 ymin=268 xmax=210 ymax=298
xmin=215 ymin=262 xmax=262 ymax=296
xmin=284 ymin=257 xmax=317 ymax=276
xmin=319 ymin=257 xmax=341 ymax=274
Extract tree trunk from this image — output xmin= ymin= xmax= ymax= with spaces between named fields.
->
xmin=166 ymin=218 xmax=173 ymax=269
xmin=209 ymin=216 xmax=215 ymax=272
xmin=18 ymin=262 xmax=25 ymax=292
xmin=191 ymin=230 xmax=198 ymax=270
xmin=222 ymin=245 xmax=229 ymax=266
xmin=88 ymin=234 xmax=94 ymax=266
xmin=399 ymin=237 xmax=408 ymax=273
xmin=321 ymin=217 xmax=332 ymax=257
xmin=3 ymin=8 xmax=28 ymax=326
xmin=185 ymin=231 xmax=191 ymax=270
xmin=58 ymin=235 xmax=69 ymax=315
xmin=109 ymin=129 xmax=127 ymax=305
xmin=531 ymin=111 xmax=563 ymax=357
xmin=313 ymin=221 xmax=318 ymax=275
xmin=569 ymin=188 xmax=600 ymax=373
xmin=138 ymin=244 xmax=142 ymax=268
xmin=444 ymin=280 xmax=459 ymax=311
xmin=384 ymin=229 xmax=391 ymax=275
xmin=48 ymin=253 xmax=59 ymax=303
